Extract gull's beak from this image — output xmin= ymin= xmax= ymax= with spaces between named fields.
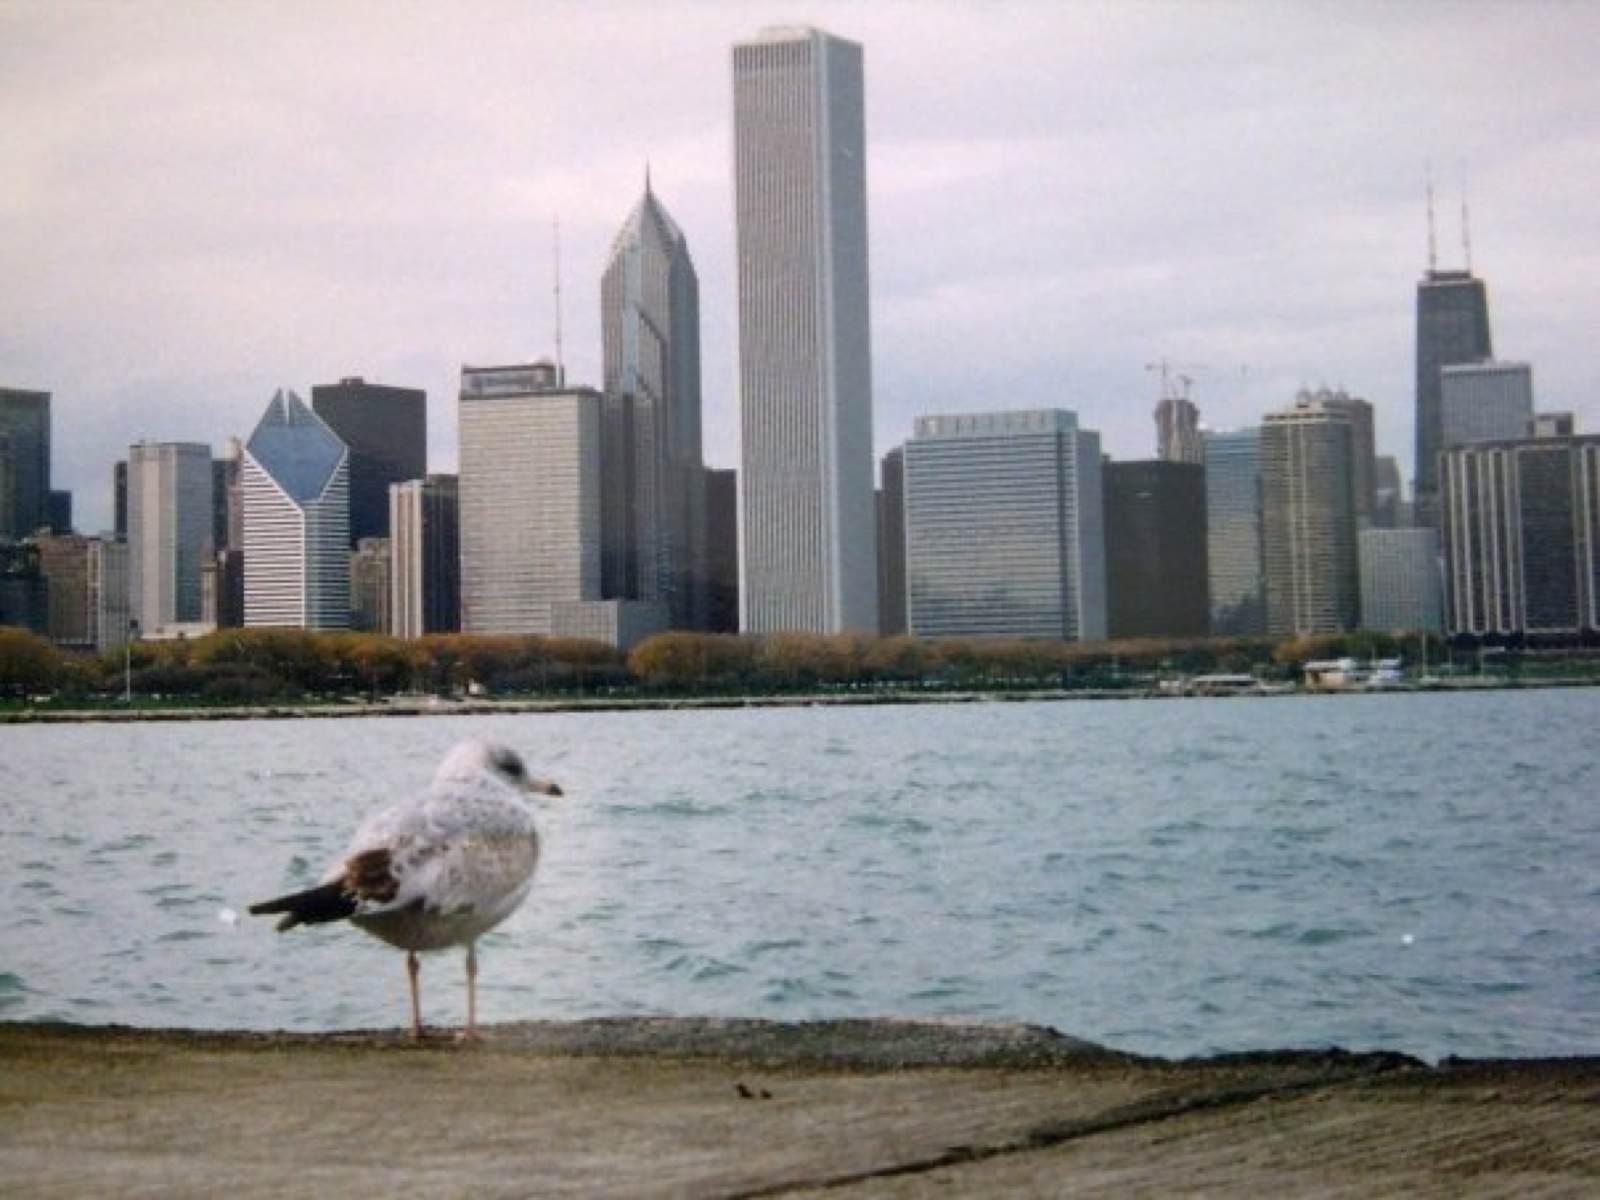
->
xmin=528 ymin=777 xmax=563 ymax=797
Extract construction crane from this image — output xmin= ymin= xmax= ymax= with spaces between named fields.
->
xmin=1144 ymin=358 xmax=1208 ymax=402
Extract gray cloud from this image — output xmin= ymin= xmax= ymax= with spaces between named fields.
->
xmin=3 ymin=1 xmax=1597 ymax=534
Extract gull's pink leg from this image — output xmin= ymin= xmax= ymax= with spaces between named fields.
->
xmin=406 ymin=951 xmax=423 ymax=1039
xmin=459 ymin=943 xmax=480 ymax=1043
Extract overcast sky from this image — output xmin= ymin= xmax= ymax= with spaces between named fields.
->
xmin=5 ymin=0 xmax=1598 ymax=533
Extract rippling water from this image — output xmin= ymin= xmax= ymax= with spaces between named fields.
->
xmin=4 ymin=690 xmax=1598 ymax=1060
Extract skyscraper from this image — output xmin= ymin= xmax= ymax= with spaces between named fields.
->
xmin=703 ymin=467 xmax=740 ymax=633
xmin=241 ymin=390 xmax=350 ymax=629
xmin=458 ymin=362 xmax=601 ymax=634
xmin=903 ymin=410 xmax=1104 ymax=640
xmin=349 ymin=537 xmax=391 ymax=633
xmin=310 ymin=377 xmax=426 ymax=546
xmin=1155 ymin=393 xmax=1203 ymax=465
xmin=876 ymin=447 xmax=906 ymax=635
xmin=600 ymin=178 xmax=706 ymax=629
xmin=1415 ymin=268 xmax=1492 ymax=526
xmin=33 ymin=533 xmax=130 ymax=651
xmin=1359 ymin=528 xmax=1442 ymax=633
xmin=1104 ymin=460 xmax=1209 ymax=638
xmin=1439 ymin=360 xmax=1533 ymax=449
xmin=1373 ymin=455 xmax=1404 ymax=529
xmin=1204 ymin=429 xmax=1267 ymax=635
xmin=1261 ymin=397 xmax=1359 ymax=635
xmin=1441 ymin=431 xmax=1600 ymax=638
xmin=0 ymin=388 xmax=50 ymax=540
xmin=732 ymin=25 xmax=877 ymax=633
xmin=126 ymin=441 xmax=213 ymax=631
xmin=1310 ymin=388 xmax=1376 ymax=526
xmin=390 ymin=474 xmax=459 ymax=637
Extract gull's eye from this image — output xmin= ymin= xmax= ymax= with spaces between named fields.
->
xmin=494 ymin=751 xmax=525 ymax=779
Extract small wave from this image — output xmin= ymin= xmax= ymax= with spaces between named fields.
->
xmin=662 ymin=954 xmax=745 ymax=982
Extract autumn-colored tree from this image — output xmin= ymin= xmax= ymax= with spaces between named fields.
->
xmin=0 ymin=626 xmax=62 ymax=696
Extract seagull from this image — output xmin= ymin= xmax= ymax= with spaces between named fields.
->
xmin=249 ymin=739 xmax=563 ymax=1040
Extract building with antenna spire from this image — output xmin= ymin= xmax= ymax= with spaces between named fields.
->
xmin=1414 ymin=175 xmax=1493 ymax=529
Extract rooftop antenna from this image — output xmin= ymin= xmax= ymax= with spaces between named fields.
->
xmin=552 ymin=215 xmax=565 ymax=386
xmin=1425 ymin=160 xmax=1438 ymax=272
xmin=1460 ymin=160 xmax=1473 ymax=272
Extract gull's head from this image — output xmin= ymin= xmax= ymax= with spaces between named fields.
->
xmin=435 ymin=738 xmax=564 ymax=796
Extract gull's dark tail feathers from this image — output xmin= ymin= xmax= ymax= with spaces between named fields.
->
xmin=249 ymin=882 xmax=356 ymax=932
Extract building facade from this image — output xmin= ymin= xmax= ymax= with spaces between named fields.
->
xmin=310 ymin=377 xmax=426 ymax=546
xmin=1440 ymin=433 xmax=1600 ymax=638
xmin=349 ymin=538 xmax=391 ymax=633
xmin=1439 ymin=360 xmax=1533 ymax=451
xmin=34 ymin=533 xmax=130 ymax=651
xmin=0 ymin=387 xmax=51 ymax=540
xmin=1414 ymin=268 xmax=1493 ymax=526
xmin=1155 ymin=394 xmax=1204 ymax=465
xmin=600 ymin=179 xmax=707 ymax=630
xmin=458 ymin=362 xmax=602 ymax=635
xmin=732 ymin=25 xmax=877 ymax=633
xmin=1261 ymin=399 xmax=1359 ymax=635
xmin=389 ymin=474 xmax=460 ymax=637
xmin=126 ymin=441 xmax=213 ymax=632
xmin=903 ymin=409 xmax=1105 ymax=640
xmin=1104 ymin=460 xmax=1209 ymax=639
xmin=703 ymin=467 xmax=739 ymax=633
xmin=242 ymin=390 xmax=350 ymax=629
xmin=1309 ymin=388 xmax=1376 ymax=526
xmin=1359 ymin=528 xmax=1442 ymax=633
xmin=876 ymin=447 xmax=906 ymax=636
xmin=1203 ymin=428 xmax=1267 ymax=636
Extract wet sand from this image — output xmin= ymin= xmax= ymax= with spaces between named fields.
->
xmin=3 ymin=1018 xmax=1597 ymax=1197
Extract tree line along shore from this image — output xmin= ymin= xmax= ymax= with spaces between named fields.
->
xmin=3 ymin=624 xmax=1599 ymax=712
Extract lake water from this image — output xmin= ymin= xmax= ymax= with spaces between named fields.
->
xmin=3 ymin=690 xmax=1597 ymax=1061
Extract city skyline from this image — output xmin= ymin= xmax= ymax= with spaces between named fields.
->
xmin=6 ymin=3 xmax=1597 ymax=537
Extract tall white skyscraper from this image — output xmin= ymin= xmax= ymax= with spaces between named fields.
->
xmin=241 ymin=390 xmax=350 ymax=630
xmin=457 ymin=362 xmax=601 ymax=634
xmin=126 ymin=441 xmax=213 ymax=632
xmin=732 ymin=25 xmax=877 ymax=633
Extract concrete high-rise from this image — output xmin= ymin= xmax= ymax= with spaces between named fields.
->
xmin=34 ymin=533 xmax=130 ymax=651
xmin=904 ymin=410 xmax=1104 ymax=640
xmin=241 ymin=390 xmax=350 ymax=629
xmin=703 ymin=467 xmax=739 ymax=633
xmin=600 ymin=179 xmax=706 ymax=629
xmin=389 ymin=474 xmax=459 ymax=637
xmin=1261 ymin=397 xmax=1359 ymax=635
xmin=349 ymin=537 xmax=391 ymax=633
xmin=311 ymin=377 xmax=426 ymax=546
xmin=1439 ymin=360 xmax=1533 ymax=450
xmin=0 ymin=388 xmax=51 ymax=540
xmin=458 ymin=362 xmax=601 ymax=635
xmin=1441 ymin=431 xmax=1600 ymax=638
xmin=1307 ymin=388 xmax=1375 ymax=525
xmin=1155 ymin=393 xmax=1203 ymax=465
xmin=1104 ymin=460 xmax=1208 ymax=638
xmin=1359 ymin=528 xmax=1442 ymax=633
xmin=1415 ymin=268 xmax=1493 ymax=526
xmin=732 ymin=25 xmax=877 ymax=633
xmin=1204 ymin=429 xmax=1267 ymax=635
xmin=1373 ymin=455 xmax=1404 ymax=529
xmin=876 ymin=447 xmax=906 ymax=635
xmin=126 ymin=441 xmax=213 ymax=632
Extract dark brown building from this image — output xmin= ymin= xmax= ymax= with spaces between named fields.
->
xmin=1104 ymin=459 xmax=1209 ymax=638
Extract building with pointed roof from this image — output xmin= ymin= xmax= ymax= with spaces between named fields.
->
xmin=242 ymin=389 xmax=350 ymax=629
xmin=599 ymin=175 xmax=705 ymax=630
